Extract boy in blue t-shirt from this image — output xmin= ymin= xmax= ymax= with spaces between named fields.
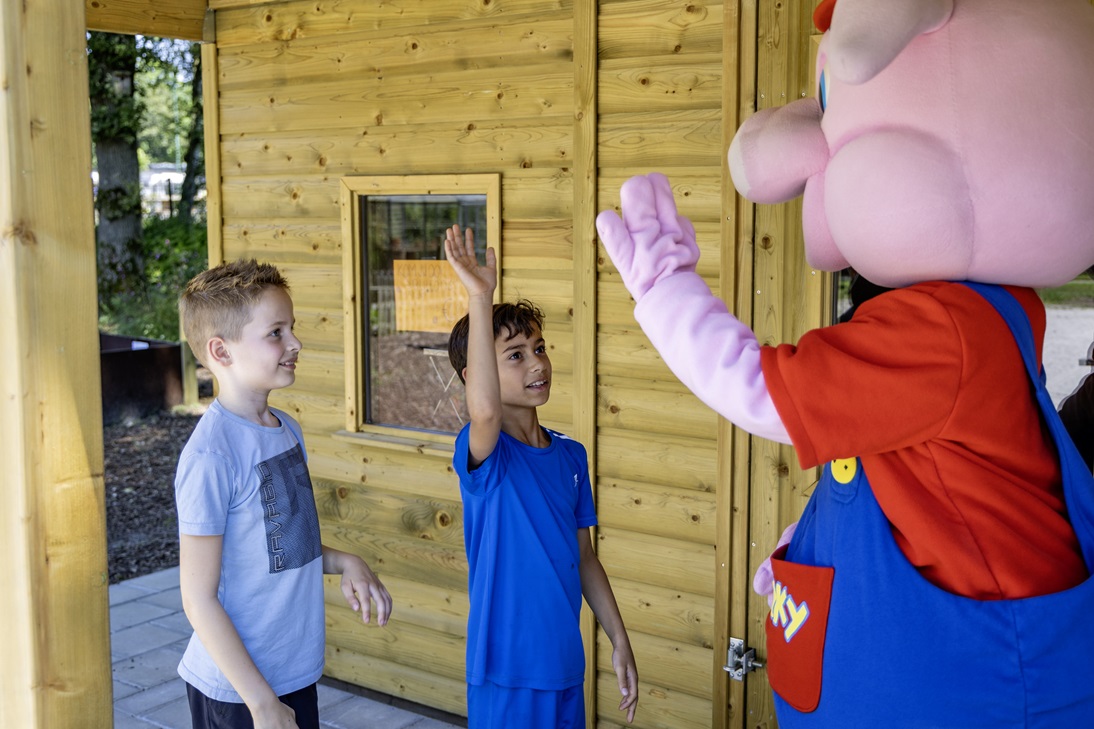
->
xmin=444 ymin=225 xmax=639 ymax=727
xmin=175 ymin=259 xmax=393 ymax=729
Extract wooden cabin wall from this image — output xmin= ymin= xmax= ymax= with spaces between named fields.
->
xmin=596 ymin=2 xmax=733 ymax=727
xmin=205 ymin=0 xmax=817 ymax=726
xmin=206 ymin=0 xmax=582 ymax=719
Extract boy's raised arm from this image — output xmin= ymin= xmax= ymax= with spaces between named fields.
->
xmin=445 ymin=225 xmax=501 ymax=467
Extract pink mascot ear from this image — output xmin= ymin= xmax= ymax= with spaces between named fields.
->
xmin=827 ymin=0 xmax=954 ymax=84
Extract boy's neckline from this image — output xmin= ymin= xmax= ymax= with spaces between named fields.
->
xmin=502 ymin=425 xmax=552 ymax=450
xmin=213 ymin=398 xmax=283 ymax=428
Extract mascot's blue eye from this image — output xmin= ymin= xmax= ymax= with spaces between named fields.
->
xmin=819 ymin=67 xmax=829 ymax=112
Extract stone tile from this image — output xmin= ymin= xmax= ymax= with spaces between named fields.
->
xmin=113 ymin=679 xmax=142 ymax=701
xmin=317 ymin=682 xmax=353 ymax=712
xmin=141 ymin=695 xmax=194 ymax=729
xmin=112 ymin=621 xmax=190 ymax=661
xmin=113 ymin=646 xmax=185 ymax=690
xmin=113 ymin=707 xmax=155 ymax=728
xmin=110 ymin=600 xmax=175 ymax=633
xmin=141 ymin=586 xmax=183 ymax=611
xmin=127 ymin=566 xmax=181 ymax=592
xmin=150 ymin=610 xmax=193 ymax=634
xmin=115 ymin=677 xmax=188 ymax=716
xmin=321 ymin=695 xmax=421 ymax=729
xmin=110 ymin=582 xmax=154 ymax=607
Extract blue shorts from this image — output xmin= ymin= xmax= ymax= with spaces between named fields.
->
xmin=184 ymin=681 xmax=319 ymax=729
xmin=467 ymin=681 xmax=584 ymax=729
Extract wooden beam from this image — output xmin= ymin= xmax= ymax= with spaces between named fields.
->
xmin=202 ymin=8 xmax=225 ymax=266
xmin=573 ymin=1 xmax=599 ymax=725
xmin=0 ymin=0 xmax=112 ymax=727
xmin=86 ymin=0 xmax=206 ymax=40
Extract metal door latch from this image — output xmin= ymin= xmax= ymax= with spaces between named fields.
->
xmin=724 ymin=637 xmax=764 ymax=681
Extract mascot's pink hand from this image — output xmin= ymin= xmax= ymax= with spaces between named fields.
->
xmin=753 ymin=521 xmax=798 ymax=605
xmin=596 ymin=173 xmax=699 ymax=303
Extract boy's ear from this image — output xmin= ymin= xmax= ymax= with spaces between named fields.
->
xmin=461 ymin=367 xmax=468 ymax=383
xmin=208 ymin=337 xmax=232 ymax=367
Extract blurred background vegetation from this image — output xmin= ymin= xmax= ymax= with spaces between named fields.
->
xmin=89 ymin=32 xmax=207 ymax=342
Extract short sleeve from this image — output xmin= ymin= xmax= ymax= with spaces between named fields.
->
xmin=453 ymin=423 xmax=506 ymax=496
xmin=574 ymin=464 xmax=597 ymax=529
xmin=174 ymin=450 xmax=236 ymax=535
xmin=761 ymin=286 xmax=964 ymax=468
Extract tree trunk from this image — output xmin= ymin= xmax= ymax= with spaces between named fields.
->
xmin=88 ymin=31 xmax=144 ymax=298
xmin=178 ymin=43 xmax=204 ymax=226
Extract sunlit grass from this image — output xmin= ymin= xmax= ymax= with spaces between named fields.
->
xmin=1039 ymin=276 xmax=1094 ymax=307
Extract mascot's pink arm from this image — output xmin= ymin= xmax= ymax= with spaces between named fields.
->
xmin=596 ymin=173 xmax=791 ymax=446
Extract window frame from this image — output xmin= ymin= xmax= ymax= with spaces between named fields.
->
xmin=339 ymin=173 xmax=501 ymax=447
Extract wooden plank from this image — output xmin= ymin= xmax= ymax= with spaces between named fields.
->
xmin=595 ymin=673 xmax=712 ymax=729
xmin=596 ymin=527 xmax=715 ymax=598
xmin=203 ymin=37 xmax=225 ymax=265
xmin=85 ymin=0 xmax=205 ymax=40
xmin=290 ymin=348 xmax=344 ymax=393
xmin=219 ymin=120 xmax=574 ymax=178
xmin=314 ymin=478 xmax=465 ymax=547
xmin=597 ymin=429 xmax=717 ymax=492
xmin=222 ymin=221 xmax=343 ymax=263
xmin=596 ymin=477 xmax=717 ymax=544
xmin=1 ymin=0 xmax=112 ymax=725
xmin=322 ymin=525 xmax=469 ymax=593
xmin=324 ymin=646 xmax=466 ymax=717
xmin=217 ymin=65 xmax=573 ymax=135
xmin=610 ymin=577 xmax=714 ymax=648
xmin=573 ymin=1 xmax=598 ymax=721
xmin=598 ymin=629 xmax=711 ymax=701
xmin=216 ymin=16 xmax=575 ymax=89
xmin=597 ymin=111 xmax=724 ymax=168
xmin=598 ymin=0 xmax=724 ymax=60
xmin=306 ymin=440 xmax=458 ymax=502
xmin=599 ymin=55 xmax=724 ymax=114
xmin=326 ymin=603 xmax=465 ymax=681
xmin=214 ymin=0 xmax=575 ymax=47
xmin=598 ymin=375 xmax=719 ymax=440
xmin=499 ymin=219 xmax=574 ymax=271
xmin=324 ymin=574 xmax=467 ymax=638
xmin=597 ymin=168 xmax=724 ymax=223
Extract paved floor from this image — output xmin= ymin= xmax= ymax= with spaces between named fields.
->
xmin=110 ymin=567 xmax=466 ymax=729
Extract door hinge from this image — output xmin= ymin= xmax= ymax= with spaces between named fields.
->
xmin=724 ymin=637 xmax=764 ymax=681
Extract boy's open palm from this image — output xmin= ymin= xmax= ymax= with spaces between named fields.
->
xmin=444 ymin=225 xmax=495 ymax=298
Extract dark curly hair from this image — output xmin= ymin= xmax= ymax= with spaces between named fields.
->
xmin=448 ymin=299 xmax=545 ymax=384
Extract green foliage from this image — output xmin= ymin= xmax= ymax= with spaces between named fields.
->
xmin=99 ymin=216 xmax=207 ymax=341
xmin=1040 ymin=276 xmax=1094 ymax=307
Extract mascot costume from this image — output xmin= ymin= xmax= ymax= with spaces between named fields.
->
xmin=596 ymin=0 xmax=1094 ymax=726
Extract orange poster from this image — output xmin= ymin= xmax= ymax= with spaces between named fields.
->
xmin=393 ymin=260 xmax=469 ymax=333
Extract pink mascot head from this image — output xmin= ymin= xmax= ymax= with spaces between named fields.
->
xmin=728 ymin=0 xmax=1094 ymax=288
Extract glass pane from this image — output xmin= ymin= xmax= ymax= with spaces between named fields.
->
xmin=361 ymin=194 xmax=487 ymax=433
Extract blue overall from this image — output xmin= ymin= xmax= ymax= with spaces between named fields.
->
xmin=766 ymin=283 xmax=1094 ymax=728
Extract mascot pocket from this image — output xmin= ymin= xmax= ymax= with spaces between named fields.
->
xmin=765 ymin=545 xmax=834 ymax=712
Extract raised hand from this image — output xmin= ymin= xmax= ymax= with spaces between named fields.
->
xmin=595 ymin=173 xmax=700 ymax=303
xmin=444 ymin=224 xmax=496 ymax=299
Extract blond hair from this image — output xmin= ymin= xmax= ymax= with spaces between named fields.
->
xmin=179 ymin=259 xmax=290 ymax=366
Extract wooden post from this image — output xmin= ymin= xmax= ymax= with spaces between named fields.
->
xmin=0 ymin=0 xmax=113 ymax=726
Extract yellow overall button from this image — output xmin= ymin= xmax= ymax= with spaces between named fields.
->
xmin=831 ymin=458 xmax=857 ymax=484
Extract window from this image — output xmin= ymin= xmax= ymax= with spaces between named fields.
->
xmin=340 ymin=174 xmax=500 ymax=439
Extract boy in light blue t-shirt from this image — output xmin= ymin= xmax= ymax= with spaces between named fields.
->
xmin=444 ymin=226 xmax=639 ymax=727
xmin=175 ymin=259 xmax=393 ymax=729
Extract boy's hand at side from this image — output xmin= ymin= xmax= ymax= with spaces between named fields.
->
xmin=612 ymin=639 xmax=640 ymax=723
xmin=444 ymin=224 xmax=496 ymax=299
xmin=323 ymin=547 xmax=393 ymax=626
